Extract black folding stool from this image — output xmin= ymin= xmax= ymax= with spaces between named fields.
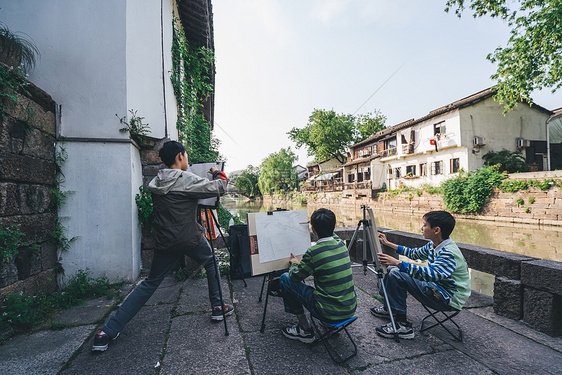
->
xmin=309 ymin=314 xmax=358 ymax=364
xmin=419 ymin=305 xmax=463 ymax=342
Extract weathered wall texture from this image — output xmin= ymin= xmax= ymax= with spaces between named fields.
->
xmin=139 ymin=138 xmax=167 ymax=271
xmin=0 ymin=76 xmax=58 ymax=299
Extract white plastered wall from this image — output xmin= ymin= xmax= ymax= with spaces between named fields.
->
xmin=1 ymin=0 xmax=178 ymax=282
xmin=458 ymin=98 xmax=550 ymax=171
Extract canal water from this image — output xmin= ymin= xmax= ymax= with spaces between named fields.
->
xmin=221 ymin=197 xmax=562 ymax=296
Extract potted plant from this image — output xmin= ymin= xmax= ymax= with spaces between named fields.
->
xmin=0 ymin=22 xmax=39 ymax=70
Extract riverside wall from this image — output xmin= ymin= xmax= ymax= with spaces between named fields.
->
xmin=264 ymin=185 xmax=562 ymax=227
xmin=0 ymin=75 xmax=58 ymax=299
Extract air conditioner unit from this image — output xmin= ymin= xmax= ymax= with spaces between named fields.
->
xmin=473 ymin=136 xmax=486 ymax=146
xmin=517 ymin=138 xmax=531 ymax=148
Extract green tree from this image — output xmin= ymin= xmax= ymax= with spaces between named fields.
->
xmin=445 ymin=0 xmax=562 ymax=112
xmin=482 ymin=148 xmax=530 ymax=173
xmin=258 ymin=148 xmax=297 ymax=194
xmin=233 ymin=165 xmax=261 ymax=197
xmin=355 ymin=111 xmax=387 ymax=142
xmin=288 ymin=109 xmax=386 ymax=164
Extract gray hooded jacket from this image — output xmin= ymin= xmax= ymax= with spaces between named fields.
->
xmin=147 ymin=169 xmax=227 ymax=253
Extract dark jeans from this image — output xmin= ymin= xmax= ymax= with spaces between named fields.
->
xmin=381 ymin=266 xmax=454 ymax=320
xmin=279 ymin=272 xmax=322 ymax=320
xmin=103 ymin=237 xmax=222 ymax=338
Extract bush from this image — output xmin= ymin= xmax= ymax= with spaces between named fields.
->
xmin=0 ymin=269 xmax=121 ymax=337
xmin=441 ymin=165 xmax=506 ymax=213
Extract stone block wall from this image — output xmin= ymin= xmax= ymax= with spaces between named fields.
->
xmin=0 ymin=76 xmax=58 ymax=299
xmin=138 ymin=138 xmax=167 ymax=272
xmin=294 ymin=185 xmax=562 ymax=226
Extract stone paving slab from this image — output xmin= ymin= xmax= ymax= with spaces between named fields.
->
xmin=0 ymin=325 xmax=95 ymax=375
xmin=61 ymin=304 xmax=172 ymax=374
xmin=176 ymin=277 xmax=231 ymax=315
xmin=439 ymin=309 xmax=562 ymax=375
xmin=161 ymin=313 xmax=249 ymax=375
xmin=50 ymin=296 xmax=117 ymax=326
xmin=244 ymin=329 xmax=348 ymax=375
xmin=145 ymin=276 xmax=184 ymax=306
xmin=360 ymin=349 xmax=495 ymax=374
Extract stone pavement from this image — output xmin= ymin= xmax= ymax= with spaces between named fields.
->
xmin=1 ymin=267 xmax=562 ymax=375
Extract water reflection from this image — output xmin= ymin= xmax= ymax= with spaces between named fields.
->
xmin=221 ymin=197 xmax=561 ymax=263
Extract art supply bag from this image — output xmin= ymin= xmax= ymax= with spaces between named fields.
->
xmin=229 ymin=224 xmax=252 ymax=279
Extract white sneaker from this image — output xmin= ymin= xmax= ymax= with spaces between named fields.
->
xmin=281 ymin=324 xmax=315 ymax=343
xmin=375 ymin=321 xmax=415 ymax=339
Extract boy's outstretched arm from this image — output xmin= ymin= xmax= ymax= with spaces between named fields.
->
xmin=378 ymin=233 xmax=398 ymax=250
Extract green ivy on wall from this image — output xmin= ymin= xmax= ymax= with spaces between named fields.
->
xmin=171 ymin=15 xmax=221 ymax=164
xmin=0 ymin=64 xmax=28 ymax=119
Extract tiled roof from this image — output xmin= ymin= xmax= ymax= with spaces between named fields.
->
xmin=351 ymin=88 xmax=553 ymax=148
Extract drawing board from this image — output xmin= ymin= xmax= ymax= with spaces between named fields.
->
xmin=248 ymin=209 xmax=311 ymax=276
xmin=188 ymin=162 xmax=225 ymax=208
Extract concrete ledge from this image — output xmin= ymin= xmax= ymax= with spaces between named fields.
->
xmin=521 ymin=259 xmax=562 ymax=294
xmin=494 ymin=277 xmax=522 ymax=320
xmin=523 ymin=288 xmax=562 ymax=336
xmin=457 ymin=243 xmax=537 ymax=280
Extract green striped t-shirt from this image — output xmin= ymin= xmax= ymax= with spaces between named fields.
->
xmin=288 ymin=235 xmax=357 ymax=323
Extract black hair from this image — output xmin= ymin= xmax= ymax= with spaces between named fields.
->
xmin=310 ymin=208 xmax=336 ymax=239
xmin=423 ymin=210 xmax=455 ymax=239
xmin=159 ymin=141 xmax=186 ymax=167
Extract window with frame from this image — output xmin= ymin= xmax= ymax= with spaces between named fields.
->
xmin=419 ymin=163 xmax=427 ymax=176
xmin=387 ymin=167 xmax=393 ymax=178
xmin=395 ymin=167 xmax=401 ymax=178
xmin=434 ymin=121 xmax=446 ymax=136
xmin=348 ymin=174 xmax=355 ymax=183
xmin=386 ymin=137 xmax=397 ymax=150
xmin=406 ymin=165 xmax=416 ymax=176
xmin=451 ymin=158 xmax=460 ymax=173
xmin=431 ymin=161 xmax=443 ymax=175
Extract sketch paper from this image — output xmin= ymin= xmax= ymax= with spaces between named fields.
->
xmin=254 ymin=210 xmax=310 ymax=263
xmin=188 ymin=162 xmax=224 ymax=208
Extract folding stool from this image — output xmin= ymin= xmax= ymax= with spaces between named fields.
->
xmin=309 ymin=314 xmax=358 ymax=364
xmin=419 ymin=305 xmax=463 ymax=342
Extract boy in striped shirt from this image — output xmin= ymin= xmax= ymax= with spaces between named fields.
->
xmin=371 ymin=210 xmax=470 ymax=339
xmin=279 ymin=208 xmax=357 ymax=343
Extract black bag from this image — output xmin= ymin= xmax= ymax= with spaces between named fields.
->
xmin=229 ymin=224 xmax=252 ymax=279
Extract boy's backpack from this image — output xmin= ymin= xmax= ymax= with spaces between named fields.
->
xmin=228 ymin=224 xmax=252 ymax=279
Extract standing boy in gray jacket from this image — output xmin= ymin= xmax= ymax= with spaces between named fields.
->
xmin=93 ymin=141 xmax=230 ymax=351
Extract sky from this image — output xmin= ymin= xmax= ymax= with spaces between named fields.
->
xmin=212 ymin=0 xmax=561 ymax=174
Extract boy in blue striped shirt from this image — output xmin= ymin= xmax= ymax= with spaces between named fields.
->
xmin=371 ymin=210 xmax=471 ymax=339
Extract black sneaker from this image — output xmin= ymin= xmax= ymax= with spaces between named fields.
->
xmin=282 ymin=324 xmax=316 ymax=343
xmin=92 ymin=330 xmax=119 ymax=351
xmin=211 ymin=304 xmax=234 ymax=321
xmin=370 ymin=305 xmax=395 ymax=320
xmin=375 ymin=321 xmax=415 ymax=340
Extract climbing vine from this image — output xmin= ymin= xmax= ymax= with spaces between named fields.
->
xmin=49 ymin=142 xmax=78 ymax=274
xmin=171 ymin=15 xmax=221 ymax=164
xmin=0 ymin=64 xmax=28 ymax=119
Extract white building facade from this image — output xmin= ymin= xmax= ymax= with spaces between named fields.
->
xmin=345 ymin=89 xmax=553 ymax=191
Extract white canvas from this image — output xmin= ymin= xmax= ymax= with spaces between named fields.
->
xmin=254 ymin=210 xmax=310 ymax=263
xmin=188 ymin=162 xmax=225 ymax=208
